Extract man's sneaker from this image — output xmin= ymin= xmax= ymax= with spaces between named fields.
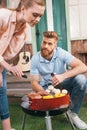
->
xmin=11 ymin=129 xmax=16 ymax=130
xmin=67 ymin=110 xmax=87 ymax=129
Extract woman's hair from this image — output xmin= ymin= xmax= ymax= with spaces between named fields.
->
xmin=43 ymin=31 xmax=58 ymax=41
xmin=16 ymin=0 xmax=45 ymax=12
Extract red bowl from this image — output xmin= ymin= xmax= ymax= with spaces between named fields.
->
xmin=28 ymin=94 xmax=70 ymax=111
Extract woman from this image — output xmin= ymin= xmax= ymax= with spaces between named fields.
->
xmin=0 ymin=0 xmax=45 ymax=130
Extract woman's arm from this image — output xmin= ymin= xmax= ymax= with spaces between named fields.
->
xmin=0 ymin=56 xmax=23 ymax=78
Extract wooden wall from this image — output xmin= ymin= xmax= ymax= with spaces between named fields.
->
xmin=71 ymin=40 xmax=87 ymax=66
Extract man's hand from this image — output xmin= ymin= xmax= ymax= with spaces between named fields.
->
xmin=51 ymin=74 xmax=65 ymax=87
xmin=38 ymin=90 xmax=49 ymax=96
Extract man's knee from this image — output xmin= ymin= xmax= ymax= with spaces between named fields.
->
xmin=74 ymin=74 xmax=86 ymax=90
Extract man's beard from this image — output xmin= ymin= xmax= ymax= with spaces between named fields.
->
xmin=41 ymin=48 xmax=53 ymax=59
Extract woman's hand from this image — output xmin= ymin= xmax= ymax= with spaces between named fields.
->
xmin=0 ymin=60 xmax=23 ymax=78
xmin=9 ymin=65 xmax=23 ymax=78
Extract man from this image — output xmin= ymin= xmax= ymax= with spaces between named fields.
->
xmin=30 ymin=31 xmax=87 ymax=129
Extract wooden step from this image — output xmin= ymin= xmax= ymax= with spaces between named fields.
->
xmin=7 ymin=73 xmax=33 ymax=97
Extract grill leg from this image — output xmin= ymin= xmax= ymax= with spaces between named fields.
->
xmin=45 ymin=111 xmax=52 ymax=130
xmin=65 ymin=113 xmax=76 ymax=130
xmin=21 ymin=113 xmax=27 ymax=130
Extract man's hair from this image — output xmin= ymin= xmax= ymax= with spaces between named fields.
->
xmin=43 ymin=31 xmax=58 ymax=41
xmin=16 ymin=0 xmax=45 ymax=11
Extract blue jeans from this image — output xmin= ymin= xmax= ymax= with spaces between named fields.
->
xmin=61 ymin=74 xmax=86 ymax=114
xmin=0 ymin=70 xmax=10 ymax=120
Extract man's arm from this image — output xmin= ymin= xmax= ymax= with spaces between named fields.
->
xmin=63 ymin=58 xmax=87 ymax=79
xmin=52 ymin=58 xmax=87 ymax=86
xmin=30 ymin=77 xmax=49 ymax=95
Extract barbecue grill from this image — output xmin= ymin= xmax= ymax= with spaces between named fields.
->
xmin=21 ymin=93 xmax=76 ymax=130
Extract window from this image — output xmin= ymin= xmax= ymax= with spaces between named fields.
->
xmin=7 ymin=0 xmax=20 ymax=9
xmin=69 ymin=0 xmax=87 ymax=40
